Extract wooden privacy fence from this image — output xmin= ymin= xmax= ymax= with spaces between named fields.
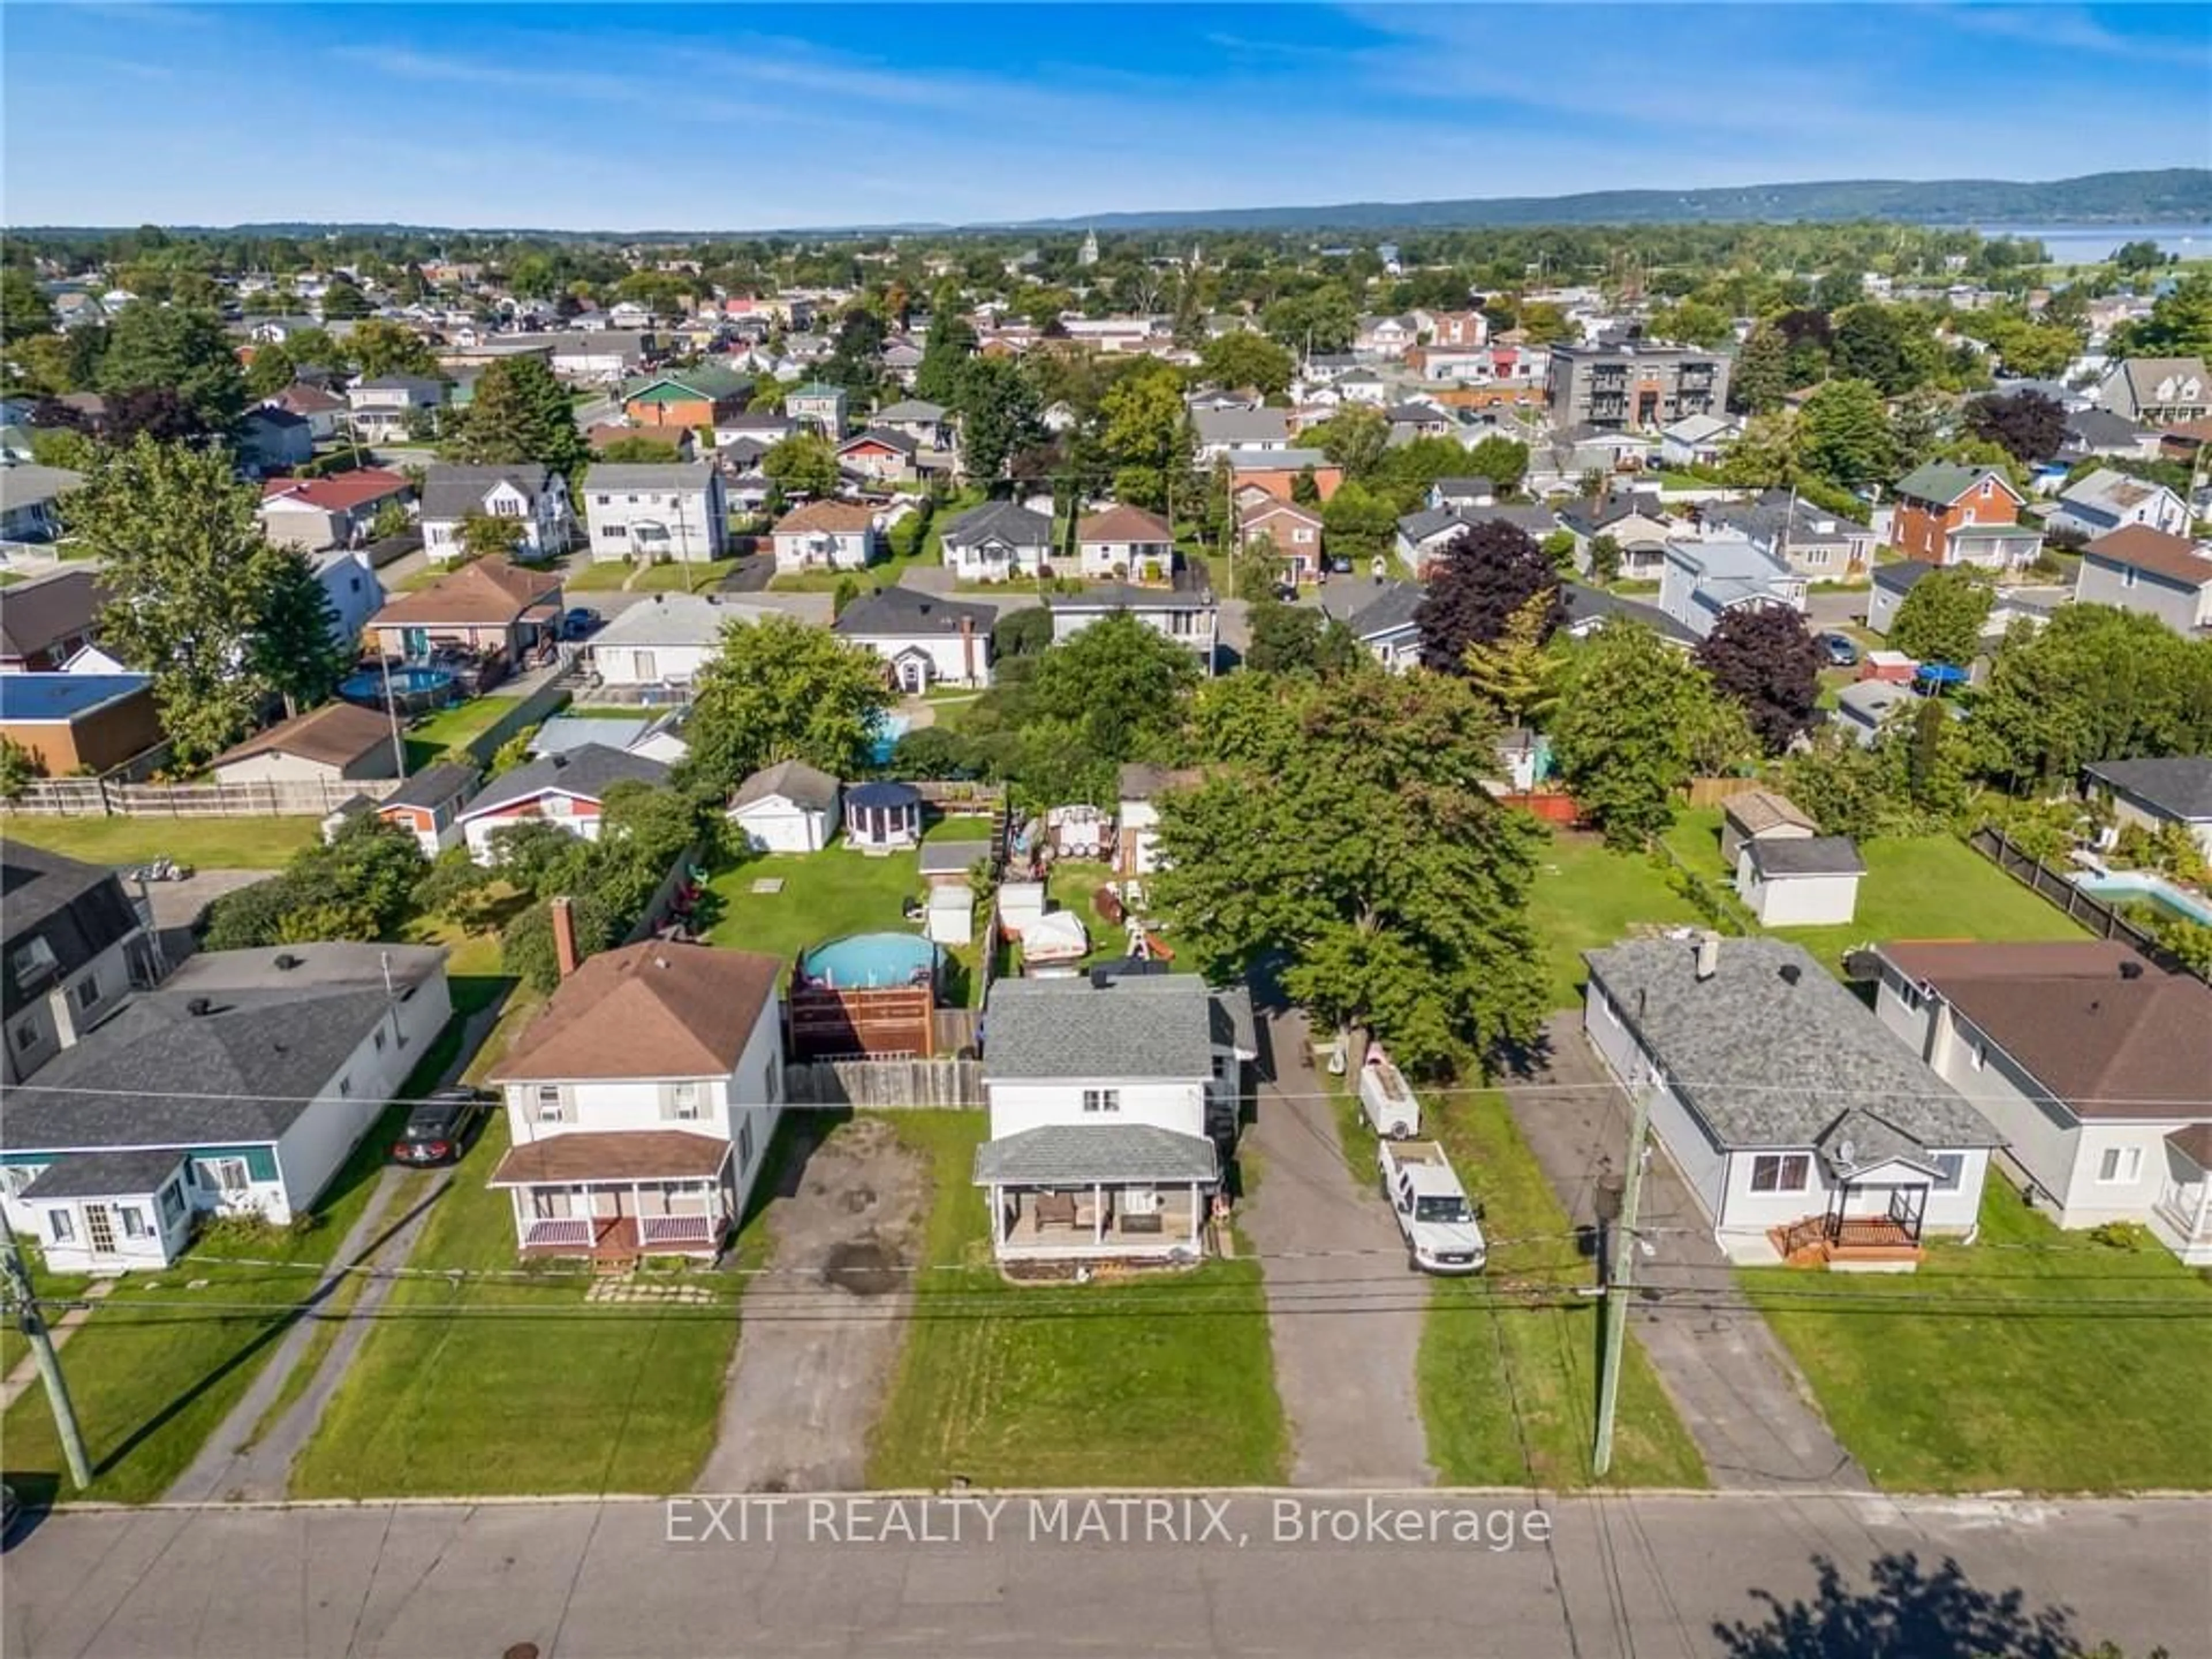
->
xmin=3 ymin=774 xmax=401 ymax=818
xmin=781 ymin=1058 xmax=984 ymax=1109
xmin=1968 ymin=825 xmax=2204 ymax=983
xmin=1683 ymin=776 xmax=1766 ymax=809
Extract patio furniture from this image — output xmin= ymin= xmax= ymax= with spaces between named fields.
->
xmin=1033 ymin=1192 xmax=1078 ymax=1229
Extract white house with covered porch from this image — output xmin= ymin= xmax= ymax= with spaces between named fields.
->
xmin=974 ymin=970 xmax=1255 ymax=1263
xmin=1582 ymin=934 xmax=2002 ymax=1268
xmin=486 ymin=931 xmax=785 ymax=1261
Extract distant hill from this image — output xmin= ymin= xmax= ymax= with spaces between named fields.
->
xmin=10 ymin=170 xmax=2208 ymax=240
xmin=1013 ymin=170 xmax=2212 ymax=233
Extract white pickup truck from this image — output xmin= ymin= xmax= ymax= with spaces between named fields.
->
xmin=1377 ymin=1141 xmax=1487 ymax=1274
xmin=1357 ymin=1043 xmax=1421 ymax=1139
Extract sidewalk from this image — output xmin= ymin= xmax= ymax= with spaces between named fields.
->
xmin=1505 ymin=1012 xmax=1869 ymax=1491
xmin=0 ymin=1278 xmax=113 ymax=1412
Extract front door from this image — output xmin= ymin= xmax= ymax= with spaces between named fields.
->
xmin=84 ymin=1203 xmax=117 ymax=1256
xmin=899 ymin=657 xmax=929 ymax=693
xmin=634 ymin=649 xmax=658 ymax=681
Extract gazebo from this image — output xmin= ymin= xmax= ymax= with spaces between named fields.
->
xmin=844 ymin=779 xmax=923 ymax=853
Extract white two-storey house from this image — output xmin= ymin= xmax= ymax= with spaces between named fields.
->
xmin=419 ymin=464 xmax=575 ymax=563
xmin=582 ymin=462 xmax=729 ymax=566
xmin=487 ymin=935 xmax=786 ymax=1260
xmin=972 ymin=971 xmax=1255 ymax=1262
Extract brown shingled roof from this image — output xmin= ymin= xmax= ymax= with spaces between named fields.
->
xmin=213 ymin=701 xmax=395 ymax=771
xmin=2085 ymin=525 xmax=2212 ymax=588
xmin=368 ymin=558 xmax=563 ymax=627
xmin=773 ymin=500 xmax=878 ymax=534
xmin=491 ymin=942 xmax=783 ymax=1083
xmin=487 ymin=1128 xmax=730 ymax=1185
xmin=1077 ymin=505 xmax=1174 ymax=544
xmin=1878 ymin=940 xmax=2212 ymax=1119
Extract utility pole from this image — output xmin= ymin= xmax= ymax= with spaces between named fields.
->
xmin=0 ymin=1210 xmax=92 ymax=1490
xmin=1591 ymin=1079 xmax=1653 ymax=1481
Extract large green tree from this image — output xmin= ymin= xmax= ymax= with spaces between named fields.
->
xmin=67 ymin=438 xmax=307 ymax=765
xmin=952 ymin=355 xmax=1043 ymax=484
xmin=1150 ymin=669 xmax=1546 ymax=1073
xmin=760 ymin=433 xmax=839 ymax=499
xmin=1196 ymin=331 xmax=1295 ymax=397
xmin=251 ymin=551 xmax=354 ymax=718
xmin=678 ymin=614 xmax=893 ymax=802
xmin=440 ymin=354 xmax=584 ymax=476
xmin=1245 ymin=599 xmax=1363 ymax=677
xmin=1794 ymin=378 xmax=1894 ymax=488
xmin=97 ymin=303 xmax=245 ymax=431
xmin=1888 ymin=566 xmax=1993 ymax=666
xmin=1972 ymin=607 xmax=2212 ymax=790
xmin=347 ymin=317 xmax=442 ymax=381
xmin=1020 ymin=610 xmax=1199 ymax=787
xmin=1096 ymin=361 xmax=1193 ymax=513
xmin=1551 ymin=623 xmax=1734 ymax=847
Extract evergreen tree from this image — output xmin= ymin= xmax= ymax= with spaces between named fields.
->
xmin=440 ymin=355 xmax=584 ymax=476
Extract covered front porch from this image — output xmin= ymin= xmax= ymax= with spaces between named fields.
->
xmin=975 ymin=1123 xmax=1219 ymax=1263
xmin=1770 ymin=1160 xmax=1932 ymax=1271
xmin=488 ymin=1129 xmax=735 ymax=1262
xmin=2152 ymin=1125 xmax=2212 ymax=1267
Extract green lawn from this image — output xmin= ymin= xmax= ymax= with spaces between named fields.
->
xmin=0 ymin=814 xmax=323 ymax=869
xmin=403 ymin=694 xmax=521 ymax=770
xmin=868 ymin=1113 xmax=1289 ymax=1488
xmin=1744 ymin=1184 xmax=2212 ymax=1493
xmin=1527 ymin=829 xmax=1705 ymax=1010
xmin=0 ymin=1086 xmax=413 ymax=1502
xmin=1407 ymin=1089 xmax=1706 ymax=1488
xmin=566 ymin=558 xmax=741 ymax=594
xmin=1662 ymin=810 xmax=2088 ymax=968
xmin=287 ymin=1108 xmax=745 ymax=1499
xmin=705 ymin=846 xmax=926 ymax=966
xmin=1045 ymin=859 xmax=1122 ymax=964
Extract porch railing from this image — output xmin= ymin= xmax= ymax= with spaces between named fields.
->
xmin=521 ymin=1217 xmax=597 ymax=1249
xmin=638 ymin=1213 xmax=720 ymax=1248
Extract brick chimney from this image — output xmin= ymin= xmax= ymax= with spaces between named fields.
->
xmin=550 ymin=895 xmax=580 ymax=980
xmin=960 ymin=615 xmax=976 ymax=684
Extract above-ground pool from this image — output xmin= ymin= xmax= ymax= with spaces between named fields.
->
xmin=2073 ymin=871 xmax=2212 ymax=927
xmin=868 ymin=713 xmax=913 ymax=766
xmin=338 ymin=664 xmax=455 ymax=714
xmin=801 ymin=930 xmax=938 ymax=988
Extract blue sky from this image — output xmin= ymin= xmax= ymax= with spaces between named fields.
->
xmin=5 ymin=3 xmax=2208 ymax=229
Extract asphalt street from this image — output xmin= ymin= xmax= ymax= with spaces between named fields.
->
xmin=2 ymin=1492 xmax=2202 ymax=1658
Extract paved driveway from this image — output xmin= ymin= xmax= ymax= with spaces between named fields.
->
xmin=1238 ymin=1007 xmax=1434 ymax=1488
xmin=1506 ymin=1013 xmax=1869 ymax=1491
xmin=696 ymin=1118 xmax=925 ymax=1493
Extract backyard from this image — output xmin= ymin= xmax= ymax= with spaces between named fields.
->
xmin=1525 ymin=828 xmax=1705 ymax=1011
xmin=0 ymin=813 xmax=323 ymax=869
xmin=565 ymin=557 xmax=740 ymax=594
xmin=402 ymin=692 xmax=527 ymax=770
xmin=1661 ymin=807 xmax=2089 ymax=965
xmin=1744 ymin=1183 xmax=2212 ymax=1493
xmin=868 ymin=1112 xmax=1289 ymax=1488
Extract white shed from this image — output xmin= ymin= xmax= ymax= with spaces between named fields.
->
xmin=728 ymin=759 xmax=840 ymax=854
xmin=927 ymin=882 xmax=976 ymax=946
xmin=1735 ymin=836 xmax=1865 ymax=927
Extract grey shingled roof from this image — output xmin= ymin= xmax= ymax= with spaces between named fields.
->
xmin=381 ymin=762 xmax=478 ymax=811
xmin=1581 ymin=936 xmax=2001 ymax=1154
xmin=2082 ymin=756 xmax=2212 ymax=821
xmin=972 ymin=1123 xmax=1218 ymax=1186
xmin=731 ymin=758 xmax=840 ymax=813
xmin=832 ymin=585 xmax=994 ymax=639
xmin=581 ymin=461 xmax=718 ymax=491
xmin=1872 ymin=559 xmax=1938 ymax=596
xmin=21 ymin=1147 xmax=188 ymax=1201
xmin=460 ymin=743 xmax=671 ymax=819
xmin=1344 ymin=581 xmax=1425 ymax=641
xmin=419 ymin=464 xmax=557 ymax=521
xmin=983 ymin=974 xmax=1217 ymax=1082
xmin=1 ymin=846 xmax=143 ymax=1020
xmin=1745 ymin=836 xmax=1865 ymax=878
xmin=1194 ymin=408 xmax=1291 ymax=446
xmin=3 ymin=945 xmax=447 ymax=1153
xmin=1559 ymin=581 xmax=1698 ymax=646
xmin=941 ymin=500 xmax=1053 ymax=550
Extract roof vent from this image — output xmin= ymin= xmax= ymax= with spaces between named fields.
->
xmin=1779 ymin=963 xmax=1802 ymax=987
xmin=1694 ymin=931 xmax=1721 ymax=982
xmin=186 ymin=997 xmax=214 ymax=1016
xmin=2119 ymin=959 xmax=2145 ymax=980
xmin=273 ymin=952 xmax=302 ymax=971
xmin=1089 ymin=966 xmax=1113 ymax=991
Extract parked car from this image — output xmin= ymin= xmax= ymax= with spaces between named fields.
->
xmin=1378 ymin=1140 xmax=1487 ymax=1274
xmin=560 ymin=607 xmax=604 ymax=641
xmin=390 ymin=1088 xmax=492 ymax=1166
xmin=1817 ymin=631 xmax=1860 ymax=668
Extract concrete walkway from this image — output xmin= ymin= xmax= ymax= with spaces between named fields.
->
xmin=161 ymin=1001 xmax=506 ymax=1503
xmin=1505 ymin=1012 xmax=1869 ymax=1491
xmin=0 ymin=1279 xmax=113 ymax=1412
xmin=1240 ymin=1007 xmax=1434 ymax=1488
